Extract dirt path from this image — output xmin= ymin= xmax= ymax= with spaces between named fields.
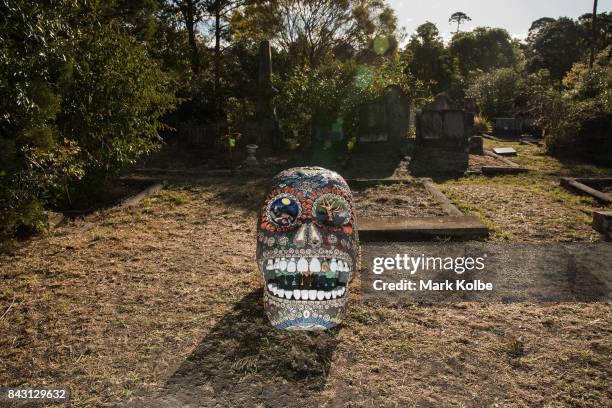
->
xmin=1 ymin=175 xmax=610 ymax=407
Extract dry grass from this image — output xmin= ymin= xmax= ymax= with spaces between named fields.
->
xmin=0 ymin=174 xmax=610 ymax=407
xmin=353 ymin=183 xmax=446 ymax=218
xmin=0 ymin=178 xmax=266 ymax=406
xmin=440 ymin=181 xmax=601 ymax=241
xmin=468 ymin=154 xmax=508 ymax=171
xmin=438 ymin=140 xmax=612 ymax=242
xmin=1 ymin=144 xmax=611 ymax=406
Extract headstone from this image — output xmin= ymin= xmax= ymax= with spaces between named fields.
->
xmin=469 ymin=135 xmax=484 ymax=155
xmin=493 ymin=118 xmax=522 ymax=138
xmin=492 ymin=147 xmax=517 ymax=156
xmin=357 ymin=85 xmax=409 ymax=147
xmin=592 ymin=211 xmax=612 ymax=241
xmin=255 ymin=40 xmax=280 ymax=147
xmin=411 ymin=96 xmax=471 ymax=174
xmin=424 ymin=92 xmax=451 ymax=111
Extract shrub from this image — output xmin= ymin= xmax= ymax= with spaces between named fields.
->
xmin=277 ymin=59 xmax=409 ymax=148
xmin=0 ymin=1 xmax=176 ymax=239
xmin=472 ymin=115 xmax=491 ymax=134
xmin=542 ymin=47 xmax=611 ymax=159
xmin=466 ymin=68 xmax=522 ymax=119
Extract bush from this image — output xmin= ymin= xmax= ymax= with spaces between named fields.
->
xmin=0 ymin=1 xmax=176 ymax=239
xmin=466 ymin=68 xmax=522 ymax=119
xmin=541 ymin=47 xmax=611 ymax=159
xmin=473 ymin=115 xmax=491 ymax=134
xmin=277 ymin=60 xmax=409 ymax=148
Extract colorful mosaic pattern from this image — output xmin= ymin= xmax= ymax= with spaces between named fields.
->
xmin=256 ymin=167 xmax=359 ymax=330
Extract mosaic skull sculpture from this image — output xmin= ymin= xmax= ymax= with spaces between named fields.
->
xmin=256 ymin=167 xmax=359 ymax=330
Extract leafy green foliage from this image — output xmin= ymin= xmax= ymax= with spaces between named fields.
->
xmin=543 ymin=47 xmax=611 ymax=158
xmin=526 ymin=17 xmax=586 ymax=80
xmin=60 ymin=22 xmax=176 ymax=176
xmin=466 ymin=68 xmax=523 ymax=119
xmin=277 ymin=59 xmax=408 ymax=147
xmin=449 ymin=27 xmax=519 ymax=77
xmin=403 ymin=22 xmax=454 ymax=97
xmin=0 ymin=0 xmax=176 ymax=239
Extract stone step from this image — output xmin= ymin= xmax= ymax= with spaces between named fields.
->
xmin=359 ymin=216 xmax=489 ymax=241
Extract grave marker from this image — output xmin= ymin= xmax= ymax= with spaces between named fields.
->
xmin=492 ymin=147 xmax=517 ymax=156
xmin=411 ymin=93 xmax=471 ymax=174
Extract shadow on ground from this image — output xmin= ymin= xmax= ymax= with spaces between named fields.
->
xmin=127 ymin=289 xmax=340 ymax=408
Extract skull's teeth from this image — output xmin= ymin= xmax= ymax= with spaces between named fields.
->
xmin=265 ymin=257 xmax=351 ymax=274
xmin=265 ymin=256 xmax=349 ymax=300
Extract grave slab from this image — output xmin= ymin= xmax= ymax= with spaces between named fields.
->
xmin=359 ymin=215 xmax=489 ymax=241
xmin=492 ymin=147 xmax=517 ymax=156
xmin=481 ymin=166 xmax=528 ymax=176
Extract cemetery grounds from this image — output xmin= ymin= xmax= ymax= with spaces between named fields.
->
xmin=1 ymin=141 xmax=611 ymax=407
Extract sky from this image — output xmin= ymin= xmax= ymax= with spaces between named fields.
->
xmin=388 ymin=0 xmax=612 ymax=43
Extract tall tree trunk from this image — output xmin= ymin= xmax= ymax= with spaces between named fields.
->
xmin=589 ymin=0 xmax=598 ymax=68
xmin=214 ymin=5 xmax=221 ymax=117
xmin=181 ymin=1 xmax=200 ymax=75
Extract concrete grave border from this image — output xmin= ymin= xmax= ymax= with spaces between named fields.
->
xmin=347 ymin=178 xmax=489 ymax=241
xmin=560 ymin=177 xmax=612 ymax=204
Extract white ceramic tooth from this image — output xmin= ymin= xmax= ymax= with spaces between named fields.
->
xmin=266 ymin=259 xmax=274 ymax=270
xmin=324 ymin=291 xmax=332 ymax=299
xmin=308 ymin=290 xmax=317 ymax=300
xmin=267 ymin=283 xmax=274 ymax=292
xmin=284 ymin=290 xmax=292 ymax=299
xmin=279 ymin=258 xmax=287 ymax=271
xmin=297 ymin=257 xmax=308 ymax=272
xmin=271 ymin=284 xmax=278 ymax=296
xmin=330 ymin=259 xmax=337 ymax=272
xmin=309 ymin=257 xmax=321 ymax=272
xmin=301 ymin=289 xmax=309 ymax=299
xmin=293 ymin=289 xmax=301 ymax=300
xmin=277 ymin=288 xmax=285 ymax=298
xmin=274 ymin=258 xmax=280 ymax=269
xmin=339 ymin=287 xmax=345 ymax=296
xmin=288 ymin=258 xmax=297 ymax=273
xmin=317 ymin=290 xmax=325 ymax=300
xmin=332 ymin=289 xmax=338 ymax=299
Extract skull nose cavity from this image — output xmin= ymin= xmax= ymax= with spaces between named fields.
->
xmin=308 ymin=224 xmax=322 ymax=246
xmin=293 ymin=224 xmax=307 ymax=247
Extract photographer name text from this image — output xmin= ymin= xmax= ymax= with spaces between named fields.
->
xmin=372 ymin=279 xmax=493 ymax=291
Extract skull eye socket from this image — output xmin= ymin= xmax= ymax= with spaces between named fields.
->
xmin=313 ymin=194 xmax=351 ymax=227
xmin=267 ymin=194 xmax=301 ymax=227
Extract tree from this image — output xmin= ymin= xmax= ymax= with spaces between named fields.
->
xmin=201 ymin=0 xmax=249 ymax=114
xmin=449 ymin=12 xmax=471 ymax=34
xmin=449 ymin=27 xmax=518 ymax=76
xmin=589 ymin=0 xmax=598 ymax=68
xmin=0 ymin=0 xmax=176 ymax=238
xmin=231 ymin=0 xmax=398 ymax=67
xmin=526 ymin=17 xmax=586 ymax=80
xmin=466 ymin=68 xmax=523 ymax=119
xmin=543 ymin=46 xmax=611 ymax=158
xmin=579 ymin=10 xmax=612 ymax=68
xmin=403 ymin=22 xmax=454 ymax=97
xmin=528 ymin=17 xmax=556 ymax=34
xmin=167 ymin=0 xmax=205 ymax=75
